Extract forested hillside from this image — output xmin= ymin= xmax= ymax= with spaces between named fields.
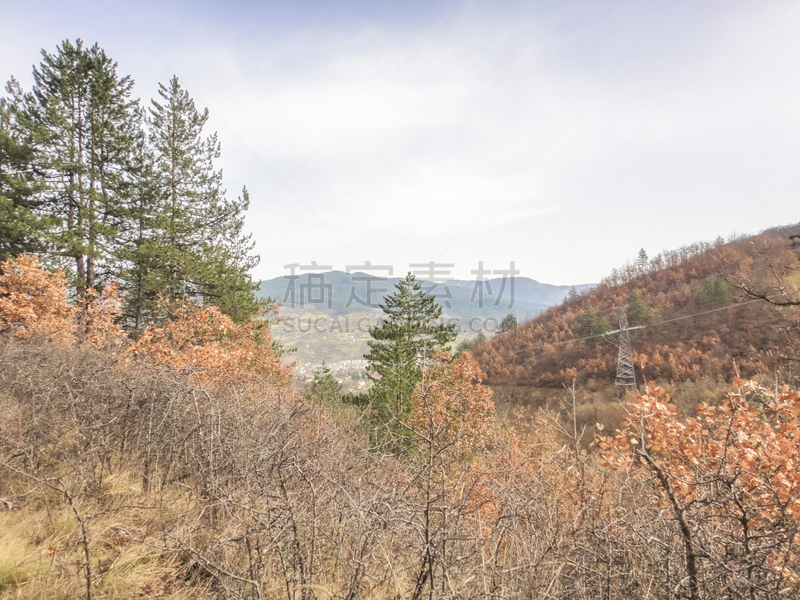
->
xmin=475 ymin=225 xmax=800 ymax=390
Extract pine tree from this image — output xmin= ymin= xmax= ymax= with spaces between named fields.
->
xmin=117 ymin=115 xmax=157 ymax=329
xmin=308 ymin=361 xmax=342 ymax=404
xmin=455 ymin=330 xmax=487 ymax=355
xmin=637 ymin=248 xmax=649 ymax=275
xmin=498 ymin=313 xmax=517 ymax=333
xmin=626 ymin=288 xmax=658 ymax=326
xmin=365 ymin=272 xmax=457 ymax=423
xmin=16 ymin=40 xmax=139 ymax=298
xmin=125 ymin=77 xmax=259 ymax=325
xmin=576 ymin=308 xmax=611 ymax=338
xmin=0 ymin=88 xmax=51 ymax=261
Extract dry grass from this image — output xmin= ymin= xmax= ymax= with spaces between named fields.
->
xmin=0 ymin=476 xmax=211 ymax=600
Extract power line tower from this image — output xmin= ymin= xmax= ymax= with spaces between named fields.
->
xmin=615 ymin=306 xmax=637 ymax=397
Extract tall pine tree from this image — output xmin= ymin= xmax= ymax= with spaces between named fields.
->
xmin=0 ymin=86 xmax=51 ymax=261
xmin=13 ymin=40 xmax=139 ymax=298
xmin=124 ymin=77 xmax=259 ymax=325
xmin=365 ymin=272 xmax=457 ymax=424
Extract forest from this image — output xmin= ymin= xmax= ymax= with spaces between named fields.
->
xmin=3 ymin=40 xmax=800 ymax=600
xmin=475 ymin=226 xmax=800 ymax=420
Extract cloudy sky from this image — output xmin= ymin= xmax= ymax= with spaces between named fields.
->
xmin=2 ymin=0 xmax=799 ymax=284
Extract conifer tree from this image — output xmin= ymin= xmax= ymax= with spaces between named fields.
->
xmin=125 ymin=77 xmax=259 ymax=325
xmin=455 ymin=330 xmax=487 ymax=355
xmin=0 ymin=90 xmax=51 ymax=261
xmin=14 ymin=40 xmax=139 ymax=298
xmin=637 ymin=248 xmax=649 ymax=275
xmin=576 ymin=307 xmax=611 ymax=338
xmin=626 ymin=288 xmax=658 ymax=326
xmin=499 ymin=313 xmax=517 ymax=333
xmin=365 ymin=272 xmax=457 ymax=423
xmin=309 ymin=361 xmax=342 ymax=404
xmin=117 ymin=116 xmax=157 ymax=329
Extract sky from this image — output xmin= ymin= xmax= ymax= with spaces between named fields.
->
xmin=1 ymin=0 xmax=799 ymax=285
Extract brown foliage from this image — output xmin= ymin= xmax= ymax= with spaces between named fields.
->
xmin=600 ymin=382 xmax=800 ymax=598
xmin=0 ymin=253 xmax=291 ymax=390
xmin=0 ymin=254 xmax=75 ymax=344
xmin=131 ymin=299 xmax=292 ymax=391
xmin=409 ymin=350 xmax=497 ymax=451
xmin=474 ymin=230 xmax=800 ymax=390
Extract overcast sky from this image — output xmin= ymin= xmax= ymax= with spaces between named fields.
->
xmin=2 ymin=0 xmax=799 ymax=284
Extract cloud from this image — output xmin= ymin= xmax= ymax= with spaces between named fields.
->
xmin=2 ymin=1 xmax=799 ymax=284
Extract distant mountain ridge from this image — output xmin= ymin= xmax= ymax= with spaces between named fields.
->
xmin=257 ymin=271 xmax=595 ymax=366
xmin=258 ymin=271 xmax=595 ymax=322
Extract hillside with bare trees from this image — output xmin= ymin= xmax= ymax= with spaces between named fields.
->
xmin=474 ymin=225 xmax=800 ymax=401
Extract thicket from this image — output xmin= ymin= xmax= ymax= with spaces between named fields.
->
xmin=3 ymin=255 xmax=800 ymax=599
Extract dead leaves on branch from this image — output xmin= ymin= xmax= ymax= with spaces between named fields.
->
xmin=0 ymin=254 xmax=76 ymax=344
xmin=0 ymin=254 xmax=291 ymax=389
xmin=409 ymin=350 xmax=497 ymax=451
xmin=131 ymin=300 xmax=292 ymax=390
xmin=601 ymin=382 xmax=800 ymax=591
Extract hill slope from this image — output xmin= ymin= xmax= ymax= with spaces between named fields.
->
xmin=474 ymin=225 xmax=800 ymax=392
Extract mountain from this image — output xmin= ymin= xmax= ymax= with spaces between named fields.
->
xmin=257 ymin=272 xmax=595 ymax=367
xmin=444 ymin=277 xmax=596 ymax=309
xmin=258 ymin=272 xmax=593 ymax=320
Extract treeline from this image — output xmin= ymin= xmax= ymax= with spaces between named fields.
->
xmin=474 ymin=229 xmax=800 ymax=391
xmin=0 ymin=40 xmax=259 ymax=327
xmin=600 ymin=235 xmax=734 ymax=288
xmin=3 ymin=254 xmax=800 ymax=598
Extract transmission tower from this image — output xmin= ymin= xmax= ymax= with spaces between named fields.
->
xmin=615 ymin=306 xmax=637 ymax=397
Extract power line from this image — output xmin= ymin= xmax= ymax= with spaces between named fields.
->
xmin=500 ymin=298 xmax=763 ymax=358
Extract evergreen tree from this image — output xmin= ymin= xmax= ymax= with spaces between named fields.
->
xmin=576 ymin=308 xmax=611 ymax=338
xmin=455 ymin=330 xmax=487 ymax=355
xmin=0 ymin=89 xmax=51 ymax=261
xmin=637 ymin=248 xmax=649 ymax=275
xmin=695 ymin=276 xmax=730 ymax=308
xmin=499 ymin=313 xmax=517 ymax=333
xmin=365 ymin=272 xmax=457 ymax=423
xmin=15 ymin=40 xmax=139 ymax=298
xmin=125 ymin=77 xmax=259 ymax=325
xmin=117 ymin=114 xmax=157 ymax=329
xmin=308 ymin=361 xmax=342 ymax=404
xmin=626 ymin=288 xmax=658 ymax=326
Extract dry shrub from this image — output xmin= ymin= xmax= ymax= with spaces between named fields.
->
xmin=4 ymin=255 xmax=800 ymax=599
xmin=0 ymin=254 xmax=75 ymax=344
xmin=600 ymin=383 xmax=800 ymax=598
xmin=131 ymin=299 xmax=292 ymax=392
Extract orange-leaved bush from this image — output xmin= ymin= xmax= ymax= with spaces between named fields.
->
xmin=409 ymin=350 xmax=497 ymax=453
xmin=0 ymin=254 xmax=127 ymax=348
xmin=132 ymin=299 xmax=292 ymax=391
xmin=0 ymin=254 xmax=76 ymax=344
xmin=81 ymin=281 xmax=127 ymax=348
xmin=600 ymin=382 xmax=800 ymax=596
